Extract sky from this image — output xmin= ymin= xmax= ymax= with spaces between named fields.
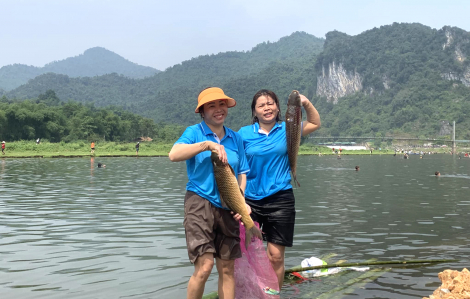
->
xmin=1 ymin=0 xmax=470 ymax=71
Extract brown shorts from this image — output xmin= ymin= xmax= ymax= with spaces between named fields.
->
xmin=184 ymin=191 xmax=241 ymax=264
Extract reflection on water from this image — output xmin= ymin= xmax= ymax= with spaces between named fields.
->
xmin=0 ymin=155 xmax=469 ymax=298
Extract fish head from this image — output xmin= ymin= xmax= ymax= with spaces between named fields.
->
xmin=210 ymin=150 xmax=225 ymax=167
xmin=287 ymin=90 xmax=301 ymax=107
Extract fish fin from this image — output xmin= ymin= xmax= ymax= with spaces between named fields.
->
xmin=245 ymin=226 xmax=263 ymax=249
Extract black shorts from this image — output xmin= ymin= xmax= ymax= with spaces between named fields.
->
xmin=245 ymin=189 xmax=296 ymax=247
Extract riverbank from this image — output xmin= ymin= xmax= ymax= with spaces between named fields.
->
xmin=0 ymin=141 xmax=463 ymax=158
xmin=0 ymin=141 xmax=173 ymax=158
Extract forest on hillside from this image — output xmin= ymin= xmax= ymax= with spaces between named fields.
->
xmin=312 ymin=23 xmax=470 ymax=140
xmin=0 ymin=91 xmax=184 ymax=143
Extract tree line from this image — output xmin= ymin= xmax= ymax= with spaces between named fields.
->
xmin=0 ymin=91 xmax=184 ymax=143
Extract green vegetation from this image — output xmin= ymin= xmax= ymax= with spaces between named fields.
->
xmin=313 ymin=23 xmax=470 ymax=140
xmin=2 ymin=141 xmax=460 ymax=159
xmin=1 ymin=140 xmax=172 ymax=158
xmin=0 ymin=90 xmax=184 ymax=143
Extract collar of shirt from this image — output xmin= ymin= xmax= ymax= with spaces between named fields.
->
xmin=199 ymin=121 xmax=232 ymax=143
xmin=253 ymin=122 xmax=282 ymax=136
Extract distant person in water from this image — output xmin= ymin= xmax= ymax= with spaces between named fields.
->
xmin=98 ymin=162 xmax=106 ymax=168
xmin=355 ymin=166 xmax=360 ymax=171
xmin=435 ymin=171 xmax=440 ymax=176
xmin=1 ymin=141 xmax=5 ymax=155
xmin=135 ymin=142 xmax=140 ymax=156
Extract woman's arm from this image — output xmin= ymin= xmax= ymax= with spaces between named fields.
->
xmin=238 ymin=173 xmax=247 ymax=196
xmin=168 ymin=141 xmax=227 ymax=163
xmin=300 ymin=94 xmax=321 ymax=136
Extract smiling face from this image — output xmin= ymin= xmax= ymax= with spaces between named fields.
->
xmin=253 ymin=95 xmax=279 ymax=125
xmin=201 ymin=99 xmax=228 ymax=127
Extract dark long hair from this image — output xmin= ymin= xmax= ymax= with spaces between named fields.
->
xmin=251 ymin=89 xmax=282 ymax=124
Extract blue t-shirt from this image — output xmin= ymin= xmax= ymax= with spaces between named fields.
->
xmin=238 ymin=122 xmax=293 ymax=200
xmin=174 ymin=121 xmax=250 ymax=209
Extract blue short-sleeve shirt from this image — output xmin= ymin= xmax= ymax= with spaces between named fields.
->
xmin=174 ymin=121 xmax=250 ymax=208
xmin=238 ymin=122 xmax=293 ymax=200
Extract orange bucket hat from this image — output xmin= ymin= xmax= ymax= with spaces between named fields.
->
xmin=195 ymin=87 xmax=236 ymax=113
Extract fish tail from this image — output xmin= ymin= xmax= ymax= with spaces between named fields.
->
xmin=244 ymin=226 xmax=263 ymax=249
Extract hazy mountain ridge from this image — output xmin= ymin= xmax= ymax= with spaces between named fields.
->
xmin=0 ymin=47 xmax=160 ymax=91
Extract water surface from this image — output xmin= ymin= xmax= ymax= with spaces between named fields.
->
xmin=0 ymin=155 xmax=469 ymax=298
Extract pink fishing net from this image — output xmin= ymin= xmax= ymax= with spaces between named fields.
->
xmin=234 ymin=222 xmax=280 ymax=299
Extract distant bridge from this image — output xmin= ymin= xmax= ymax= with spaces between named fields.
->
xmin=307 ymin=136 xmax=470 ymax=143
xmin=307 ymin=122 xmax=469 ymax=153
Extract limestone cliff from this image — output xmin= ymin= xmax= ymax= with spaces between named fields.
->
xmin=441 ymin=27 xmax=470 ymax=87
xmin=441 ymin=71 xmax=470 ymax=87
xmin=316 ymin=62 xmax=362 ymax=103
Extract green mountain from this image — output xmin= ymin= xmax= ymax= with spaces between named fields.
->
xmin=312 ymin=23 xmax=470 ymax=140
xmin=0 ymin=47 xmax=160 ymax=91
xmin=5 ymin=25 xmax=470 ymax=140
xmin=7 ymin=32 xmax=325 ymax=128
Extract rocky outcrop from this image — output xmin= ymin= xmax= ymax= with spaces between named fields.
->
xmin=316 ymin=62 xmax=362 ymax=103
xmin=441 ymin=70 xmax=470 ymax=87
xmin=423 ymin=268 xmax=470 ymax=299
xmin=439 ymin=121 xmax=453 ymax=136
xmin=441 ymin=28 xmax=470 ymax=86
xmin=443 ymin=29 xmax=454 ymax=50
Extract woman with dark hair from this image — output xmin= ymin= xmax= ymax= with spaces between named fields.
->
xmin=169 ymin=87 xmax=250 ymax=299
xmin=238 ymin=89 xmax=321 ymax=289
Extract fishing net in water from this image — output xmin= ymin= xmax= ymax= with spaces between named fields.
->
xmin=234 ymin=222 xmax=280 ymax=299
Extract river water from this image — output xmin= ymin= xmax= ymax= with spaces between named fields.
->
xmin=0 ymin=155 xmax=469 ymax=298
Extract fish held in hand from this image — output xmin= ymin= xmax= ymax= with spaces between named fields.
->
xmin=286 ymin=90 xmax=302 ymax=187
xmin=211 ymin=151 xmax=263 ymax=249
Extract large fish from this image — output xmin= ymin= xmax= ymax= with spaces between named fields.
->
xmin=286 ymin=90 xmax=302 ymax=187
xmin=211 ymin=151 xmax=262 ymax=249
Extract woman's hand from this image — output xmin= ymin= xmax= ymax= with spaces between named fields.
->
xmin=231 ymin=204 xmax=252 ymax=223
xmin=300 ymin=94 xmax=310 ymax=106
xmin=208 ymin=142 xmax=227 ymax=164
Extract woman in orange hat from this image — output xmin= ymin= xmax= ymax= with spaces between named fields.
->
xmin=169 ymin=87 xmax=250 ymax=299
